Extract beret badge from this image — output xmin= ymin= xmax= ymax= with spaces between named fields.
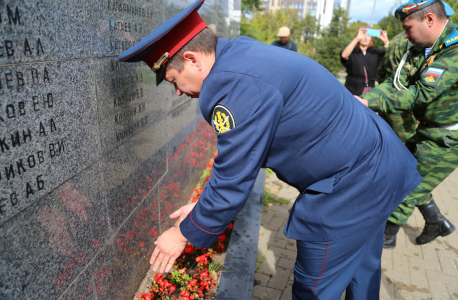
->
xmin=401 ymin=1 xmax=428 ymax=14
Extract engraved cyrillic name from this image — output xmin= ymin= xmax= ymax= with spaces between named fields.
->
xmin=0 ymin=63 xmax=65 ymax=219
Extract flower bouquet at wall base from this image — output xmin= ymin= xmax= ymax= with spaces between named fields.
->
xmin=137 ymin=151 xmax=235 ymax=300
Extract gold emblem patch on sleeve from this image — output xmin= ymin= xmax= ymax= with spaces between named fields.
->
xmin=211 ymin=105 xmax=236 ymax=135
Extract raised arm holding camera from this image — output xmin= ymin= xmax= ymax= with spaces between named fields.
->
xmin=341 ymin=27 xmax=390 ymax=95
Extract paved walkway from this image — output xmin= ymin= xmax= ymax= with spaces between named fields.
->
xmin=253 ymin=169 xmax=458 ymax=300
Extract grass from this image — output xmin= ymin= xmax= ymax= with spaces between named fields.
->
xmin=256 ymin=252 xmax=267 ymax=271
xmin=208 ymin=261 xmax=224 ymax=273
xmin=265 ymin=168 xmax=273 ymax=177
xmin=262 ymin=188 xmax=290 ymax=213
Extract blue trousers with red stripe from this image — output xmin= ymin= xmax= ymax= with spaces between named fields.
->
xmin=292 ymin=220 xmax=385 ymax=300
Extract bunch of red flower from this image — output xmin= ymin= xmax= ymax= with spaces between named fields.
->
xmin=148 ymin=273 xmax=176 ymax=298
xmin=195 ymin=253 xmax=212 ymax=267
xmin=192 ymin=267 xmax=216 ymax=296
xmin=137 ymin=293 xmax=155 ymax=300
xmin=183 ymin=244 xmax=194 ymax=256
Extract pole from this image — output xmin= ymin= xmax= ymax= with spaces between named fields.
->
xmin=370 ymin=0 xmax=376 ymax=27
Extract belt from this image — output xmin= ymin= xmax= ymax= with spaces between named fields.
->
xmin=421 ymin=122 xmax=458 ymax=130
xmin=439 ymin=123 xmax=458 ymax=130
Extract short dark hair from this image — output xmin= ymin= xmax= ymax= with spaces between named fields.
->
xmin=407 ymin=0 xmax=447 ymax=21
xmin=165 ymin=27 xmax=218 ymax=72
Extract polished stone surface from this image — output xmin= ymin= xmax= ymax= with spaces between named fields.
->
xmin=215 ymin=170 xmax=265 ymax=300
xmin=0 ymin=59 xmax=100 ymax=224
xmin=0 ymin=0 xmax=239 ymax=299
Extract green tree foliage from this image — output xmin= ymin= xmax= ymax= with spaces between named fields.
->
xmin=443 ymin=0 xmax=458 ymax=24
xmin=241 ymin=9 xmax=319 ymax=57
xmin=315 ymin=7 xmax=352 ymax=75
xmin=242 ymin=0 xmax=264 ymax=14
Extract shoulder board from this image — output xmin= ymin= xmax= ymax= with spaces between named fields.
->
xmin=445 ymin=29 xmax=458 ymax=47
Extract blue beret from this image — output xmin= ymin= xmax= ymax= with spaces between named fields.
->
xmin=118 ymin=0 xmax=207 ymax=85
xmin=395 ymin=0 xmax=454 ymax=20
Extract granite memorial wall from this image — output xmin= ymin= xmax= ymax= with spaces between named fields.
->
xmin=0 ymin=0 xmax=240 ymax=299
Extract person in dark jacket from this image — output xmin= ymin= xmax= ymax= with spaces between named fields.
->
xmin=271 ymin=26 xmax=297 ymax=52
xmin=341 ymin=27 xmax=389 ymax=95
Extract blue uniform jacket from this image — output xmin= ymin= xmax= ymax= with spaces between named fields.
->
xmin=180 ymin=37 xmax=422 ymax=248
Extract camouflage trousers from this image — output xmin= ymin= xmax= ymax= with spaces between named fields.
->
xmin=378 ymin=112 xmax=418 ymax=144
xmin=388 ymin=139 xmax=458 ymax=226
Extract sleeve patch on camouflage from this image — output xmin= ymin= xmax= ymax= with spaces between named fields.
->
xmin=422 ymin=67 xmax=445 ymax=85
xmin=445 ymin=29 xmax=458 ymax=47
xmin=211 ymin=104 xmax=236 ymax=135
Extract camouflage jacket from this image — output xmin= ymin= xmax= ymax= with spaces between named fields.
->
xmin=363 ymin=22 xmax=458 ymax=147
xmin=376 ymin=32 xmax=412 ymax=83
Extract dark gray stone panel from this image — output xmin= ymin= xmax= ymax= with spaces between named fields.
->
xmin=101 ymin=120 xmax=168 ymax=231
xmin=90 ymin=0 xmax=159 ymax=58
xmin=58 ymin=185 xmax=160 ymax=300
xmin=94 ymin=57 xmax=170 ymax=154
xmin=0 ymin=160 xmax=110 ymax=300
xmin=0 ymin=59 xmax=100 ymax=224
xmin=0 ymin=0 xmax=94 ymax=64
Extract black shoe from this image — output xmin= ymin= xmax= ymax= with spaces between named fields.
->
xmin=416 ymin=200 xmax=456 ymax=245
xmin=384 ymin=222 xmax=401 ymax=249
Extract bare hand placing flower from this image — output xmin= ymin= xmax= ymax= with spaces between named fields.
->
xmin=150 ymin=203 xmax=196 ymax=273
xmin=150 ymin=226 xmax=188 ymax=273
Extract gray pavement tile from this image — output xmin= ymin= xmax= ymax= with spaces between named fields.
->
xmin=262 ymin=211 xmax=275 ymax=225
xmin=409 ymin=265 xmax=429 ymax=290
xmin=285 ymin=240 xmax=296 ymax=251
xmin=255 ymin=273 xmax=270 ymax=287
xmin=266 ymin=205 xmax=291 ymax=213
xmin=278 ymin=258 xmax=295 ymax=270
xmin=267 ymin=267 xmax=291 ymax=290
xmin=252 ymin=286 xmax=282 ymax=300
xmin=439 ymin=258 xmax=458 ymax=276
xmin=266 ymin=217 xmax=285 ymax=231
xmin=446 ymin=283 xmax=458 ymax=299
xmin=426 ymin=269 xmax=458 ymax=286
xmin=275 ymin=228 xmax=289 ymax=241
xmin=429 ymin=280 xmax=452 ymax=300
xmin=268 ymin=238 xmax=288 ymax=249
xmin=257 ymin=250 xmax=279 ymax=275
xmin=270 ymin=246 xmax=297 ymax=260
xmin=280 ymin=281 xmax=293 ymax=300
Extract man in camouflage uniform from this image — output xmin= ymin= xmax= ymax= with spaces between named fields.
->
xmin=376 ymin=32 xmax=418 ymax=144
xmin=358 ymin=0 xmax=458 ymax=248
xmin=376 ymin=2 xmax=455 ymax=145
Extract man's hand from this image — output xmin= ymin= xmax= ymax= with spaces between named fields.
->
xmin=354 ymin=95 xmax=369 ymax=107
xmin=170 ymin=202 xmax=196 ymax=226
xmin=150 ymin=226 xmax=188 ymax=273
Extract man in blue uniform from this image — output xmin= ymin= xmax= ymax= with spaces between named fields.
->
xmin=119 ymin=1 xmax=422 ymax=298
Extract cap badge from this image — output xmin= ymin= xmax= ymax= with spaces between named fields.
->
xmin=402 ymin=1 xmax=428 ymax=14
xmin=152 ymin=52 xmax=170 ymax=73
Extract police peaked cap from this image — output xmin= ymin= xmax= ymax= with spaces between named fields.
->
xmin=395 ymin=0 xmax=455 ymax=20
xmin=118 ymin=0 xmax=207 ymax=85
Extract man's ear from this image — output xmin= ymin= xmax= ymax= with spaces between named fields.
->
xmin=183 ymin=51 xmax=202 ymax=71
xmin=425 ymin=13 xmax=435 ymax=27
